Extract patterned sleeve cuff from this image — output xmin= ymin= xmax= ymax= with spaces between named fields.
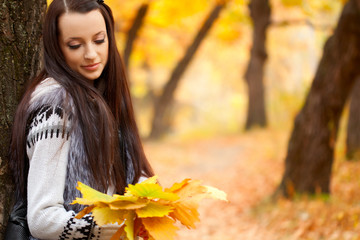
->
xmin=59 ymin=213 xmax=96 ymax=240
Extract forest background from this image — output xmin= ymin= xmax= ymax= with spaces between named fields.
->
xmin=105 ymin=0 xmax=359 ymax=239
xmin=108 ymin=0 xmax=339 ymax=138
xmin=1 ymin=0 xmax=360 ymax=239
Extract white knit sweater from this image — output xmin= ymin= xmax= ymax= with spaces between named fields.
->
xmin=26 ymin=78 xmax=144 ymax=239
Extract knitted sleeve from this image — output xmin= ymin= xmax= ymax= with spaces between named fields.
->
xmin=26 ymin=105 xmax=122 ymax=239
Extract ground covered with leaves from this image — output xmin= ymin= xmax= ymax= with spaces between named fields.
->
xmin=144 ymin=128 xmax=360 ymax=240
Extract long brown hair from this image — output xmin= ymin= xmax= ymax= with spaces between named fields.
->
xmin=10 ymin=0 xmax=153 ymax=199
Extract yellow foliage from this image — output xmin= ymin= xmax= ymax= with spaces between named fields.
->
xmin=280 ymin=0 xmax=346 ymax=14
xmin=281 ymin=0 xmax=303 ymax=7
xmin=72 ymin=176 xmax=227 ymax=240
xmin=307 ymin=0 xmax=341 ymax=12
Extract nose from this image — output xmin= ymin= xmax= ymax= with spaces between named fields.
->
xmin=84 ymin=44 xmax=97 ymax=60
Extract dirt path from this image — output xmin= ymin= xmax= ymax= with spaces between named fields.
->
xmin=143 ymin=130 xmax=287 ymax=239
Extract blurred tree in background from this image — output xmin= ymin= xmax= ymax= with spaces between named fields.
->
xmin=108 ymin=0 xmax=247 ymax=137
xmin=244 ymin=0 xmax=270 ymax=130
xmin=123 ymin=2 xmax=149 ymax=75
xmin=109 ymin=0 xmax=345 ymax=138
xmin=278 ymin=0 xmax=360 ymax=197
xmin=346 ymin=78 xmax=360 ymax=160
xmin=149 ymin=1 xmax=227 ymax=139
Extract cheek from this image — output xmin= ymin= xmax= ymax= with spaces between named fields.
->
xmin=63 ymin=49 xmax=82 ymax=68
xmin=103 ymin=44 xmax=109 ymax=61
xmin=101 ymin=44 xmax=109 ymax=66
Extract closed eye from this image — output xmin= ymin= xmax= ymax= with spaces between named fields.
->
xmin=68 ymin=44 xmax=81 ymax=50
xmin=95 ymin=39 xmax=105 ymax=44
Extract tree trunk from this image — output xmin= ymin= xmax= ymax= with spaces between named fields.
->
xmin=149 ymin=3 xmax=225 ymax=139
xmin=244 ymin=0 xmax=270 ymax=130
xmin=123 ymin=3 xmax=149 ymax=76
xmin=0 ymin=0 xmax=46 ymax=236
xmin=277 ymin=0 xmax=360 ymax=197
xmin=346 ymin=77 xmax=360 ymax=160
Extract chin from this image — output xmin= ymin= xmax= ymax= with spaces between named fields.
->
xmin=81 ymin=71 xmax=102 ymax=81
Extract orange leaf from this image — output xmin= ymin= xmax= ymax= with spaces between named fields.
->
xmin=75 ymin=205 xmax=95 ymax=219
xmin=110 ymin=224 xmax=125 ymax=240
xmin=142 ymin=217 xmax=178 ymax=240
xmin=165 ymin=178 xmax=192 ymax=193
xmin=169 ymin=202 xmax=200 ymax=229
xmin=167 ymin=179 xmax=207 ymax=202
xmin=134 ymin=218 xmax=150 ymax=239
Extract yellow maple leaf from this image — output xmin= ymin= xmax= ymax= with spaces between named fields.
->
xmin=124 ymin=211 xmax=136 ymax=240
xmin=136 ymin=201 xmax=173 ymax=218
xmin=72 ymin=181 xmax=115 ymax=206
xmin=112 ymin=195 xmax=139 ymax=201
xmin=126 ymin=183 xmax=179 ymax=201
xmin=141 ymin=175 xmax=159 ymax=184
xmin=142 ymin=217 xmax=178 ymax=240
xmin=92 ymin=207 xmax=126 ymax=226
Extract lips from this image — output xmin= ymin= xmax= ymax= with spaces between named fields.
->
xmin=82 ymin=63 xmax=100 ymax=71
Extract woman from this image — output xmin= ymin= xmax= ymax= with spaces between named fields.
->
xmin=9 ymin=0 xmax=153 ymax=239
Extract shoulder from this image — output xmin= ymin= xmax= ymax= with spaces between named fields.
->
xmin=28 ymin=77 xmax=73 ymax=114
xmin=26 ymin=78 xmax=73 ymax=144
xmin=26 ymin=105 xmax=72 ymax=157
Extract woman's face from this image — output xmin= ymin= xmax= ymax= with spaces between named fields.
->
xmin=58 ymin=10 xmax=109 ymax=81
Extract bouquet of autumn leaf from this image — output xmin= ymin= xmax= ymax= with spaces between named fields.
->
xmin=72 ymin=176 xmax=227 ymax=240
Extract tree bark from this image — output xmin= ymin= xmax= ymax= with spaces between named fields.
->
xmin=123 ymin=3 xmax=149 ymax=76
xmin=149 ymin=3 xmax=225 ymax=139
xmin=346 ymin=77 xmax=360 ymax=160
xmin=244 ymin=0 xmax=270 ymax=130
xmin=277 ymin=0 xmax=360 ymax=197
xmin=0 ymin=0 xmax=46 ymax=236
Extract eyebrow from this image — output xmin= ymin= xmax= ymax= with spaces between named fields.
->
xmin=66 ymin=31 xmax=106 ymax=40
